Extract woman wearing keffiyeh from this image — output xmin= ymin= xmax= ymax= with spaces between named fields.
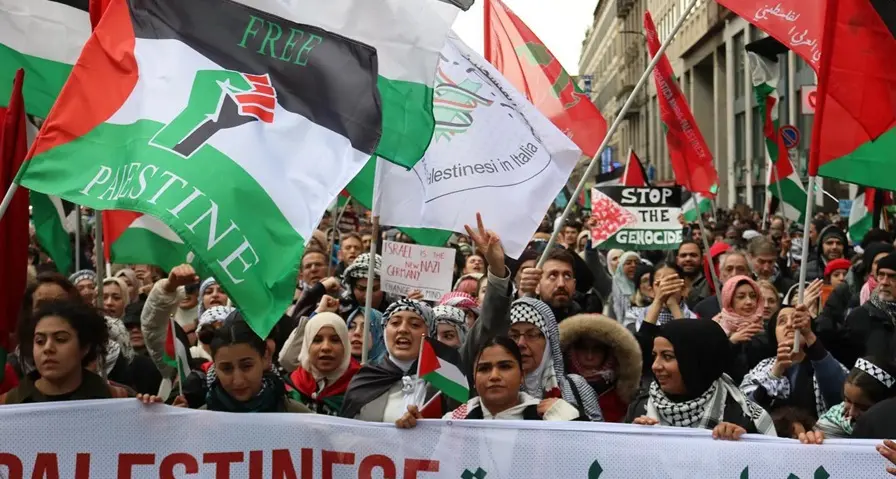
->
xmin=626 ymin=319 xmax=776 ymax=439
xmin=812 ymin=356 xmax=896 ymax=440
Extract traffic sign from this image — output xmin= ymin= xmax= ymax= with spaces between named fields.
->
xmin=780 ymin=125 xmax=800 ymax=150
xmin=801 ymin=86 xmax=817 ymax=114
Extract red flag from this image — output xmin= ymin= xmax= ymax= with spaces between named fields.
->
xmin=0 ymin=70 xmax=30 ymax=364
xmin=484 ymin=0 xmax=607 ymax=157
xmin=808 ymin=0 xmax=896 ymax=190
xmin=643 ymin=11 xmax=719 ymax=197
xmin=622 ymin=149 xmax=649 ymax=187
xmin=89 ymin=0 xmax=113 ymax=29
xmin=714 ymin=1 xmax=824 ymax=70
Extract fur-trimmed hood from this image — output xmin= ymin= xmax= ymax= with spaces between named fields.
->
xmin=558 ymin=314 xmax=642 ymax=403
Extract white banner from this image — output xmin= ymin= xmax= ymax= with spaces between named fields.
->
xmin=0 ymin=400 xmax=891 ymax=478
xmin=381 ymin=241 xmax=456 ymax=301
xmin=375 ymin=32 xmax=581 ymax=259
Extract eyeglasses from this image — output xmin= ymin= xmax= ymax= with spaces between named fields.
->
xmin=509 ymin=330 xmax=545 ymax=342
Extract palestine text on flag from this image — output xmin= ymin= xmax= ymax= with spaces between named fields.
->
xmin=484 ymin=0 xmax=607 ymax=157
xmin=17 ymin=0 xmax=383 ymax=337
xmin=419 ymin=338 xmax=469 ymax=403
xmin=162 ymin=318 xmax=189 ymax=384
xmin=368 ymin=33 xmax=581 ymax=259
xmin=643 ymin=11 xmax=719 ymax=198
xmin=810 ymin=0 xmax=896 ymax=191
xmin=746 ymin=37 xmax=807 ymax=222
xmin=236 ymin=0 xmax=468 ymax=169
xmin=590 ymin=186 xmax=683 ymax=250
xmin=0 ymin=0 xmax=90 ymax=117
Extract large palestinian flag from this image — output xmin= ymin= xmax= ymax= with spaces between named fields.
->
xmin=746 ymin=38 xmax=807 ymax=222
xmin=17 ymin=0 xmax=384 ymax=337
xmin=810 ymin=0 xmax=896 ymax=190
xmin=103 ymin=211 xmax=192 ymax=273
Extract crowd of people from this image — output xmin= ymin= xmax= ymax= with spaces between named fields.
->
xmin=11 ymin=203 xmax=896 ymax=474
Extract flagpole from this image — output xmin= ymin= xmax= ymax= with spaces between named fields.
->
xmin=792 ymin=175 xmax=817 ymax=354
xmin=360 ymin=160 xmax=382 ymax=366
xmin=327 ymin=198 xmax=352 ymax=274
xmin=74 ymin=205 xmax=81 ymax=272
xmin=536 ymin=0 xmax=702 ymax=268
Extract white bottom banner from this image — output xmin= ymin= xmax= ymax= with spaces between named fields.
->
xmin=0 ymin=400 xmax=890 ymax=478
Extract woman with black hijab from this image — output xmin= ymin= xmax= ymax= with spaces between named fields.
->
xmin=626 ymin=319 xmax=777 ymax=439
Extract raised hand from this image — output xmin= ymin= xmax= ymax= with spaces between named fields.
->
xmin=464 ymin=212 xmax=505 ymax=276
xmin=729 ymin=323 xmax=763 ymax=344
xmin=772 ymin=339 xmax=796 ymax=377
xmin=163 ymin=264 xmax=200 ymax=293
xmin=316 ymin=295 xmax=340 ymax=314
xmin=518 ymin=267 xmax=543 ymax=298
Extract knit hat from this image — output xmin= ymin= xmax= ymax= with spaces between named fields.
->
xmin=69 ymin=269 xmax=97 ymax=286
xmin=862 ymin=242 xmax=895 ymax=277
xmin=382 ymin=299 xmax=434 ymax=330
xmin=342 ymin=253 xmax=381 ymax=283
xmin=199 ymin=305 xmax=235 ymax=328
xmin=877 ymin=253 xmax=896 ymax=274
xmin=431 ymin=305 xmax=468 ymax=345
xmin=824 ymin=258 xmax=852 ymax=278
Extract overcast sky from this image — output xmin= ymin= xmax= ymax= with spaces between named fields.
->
xmin=452 ymin=0 xmax=598 ymax=75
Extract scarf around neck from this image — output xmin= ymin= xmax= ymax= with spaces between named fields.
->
xmin=870 ymin=291 xmax=896 ymax=320
xmin=713 ymin=276 xmax=763 ymax=335
xmin=204 ymin=364 xmax=286 ymax=413
xmin=647 ymin=374 xmax=774 ymax=434
xmin=569 ymin=353 xmax=617 ymax=393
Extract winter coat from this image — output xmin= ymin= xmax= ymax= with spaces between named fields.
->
xmin=853 ymin=397 xmax=896 ymax=439
xmin=140 ymin=280 xmax=194 ymax=395
xmin=687 ymin=272 xmax=711 ymax=309
xmin=0 ymin=370 xmax=132 ymax=404
xmin=694 ymin=294 xmax=722 ymax=321
xmin=816 ymin=273 xmax=862 ymax=365
xmin=459 ymin=267 xmax=513 ymax=382
xmin=843 ymin=301 xmax=896 ymax=367
xmin=559 ymin=314 xmax=642 ymax=422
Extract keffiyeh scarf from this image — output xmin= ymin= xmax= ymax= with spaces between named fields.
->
xmin=870 ymin=292 xmax=896 ymax=322
xmin=647 ymin=374 xmax=775 ymax=434
xmin=431 ymin=305 xmax=468 ymax=345
xmin=205 ymin=364 xmax=287 ymax=413
xmin=382 ymin=299 xmax=434 ymax=330
xmin=740 ymin=357 xmax=848 ymax=418
xmin=814 ymin=402 xmax=854 ymax=437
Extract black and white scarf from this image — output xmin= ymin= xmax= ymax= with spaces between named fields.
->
xmin=870 ymin=292 xmax=896 ymax=322
xmin=646 ymin=374 xmax=776 ymax=435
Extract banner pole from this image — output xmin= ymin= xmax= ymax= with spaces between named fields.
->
xmin=360 ymin=159 xmax=382 ymax=366
xmin=536 ymin=0 xmax=701 ymax=268
xmin=793 ymin=175 xmax=818 ymax=354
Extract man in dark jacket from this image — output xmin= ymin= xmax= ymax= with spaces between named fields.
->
xmin=675 ymin=240 xmax=709 ymax=308
xmin=517 ymin=248 xmax=587 ymax=322
xmin=747 ymin=237 xmax=795 ymax=298
xmin=805 ymin=225 xmax=848 ymax=281
xmin=843 ymin=252 xmax=896 ymax=367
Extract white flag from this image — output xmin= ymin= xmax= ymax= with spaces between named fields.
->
xmin=376 ymin=32 xmax=581 ymax=258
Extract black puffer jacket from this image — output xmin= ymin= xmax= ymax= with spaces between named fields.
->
xmin=843 ymin=301 xmax=896 ymax=367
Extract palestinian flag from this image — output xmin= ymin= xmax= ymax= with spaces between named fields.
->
xmin=848 ymin=188 xmax=892 ymax=244
xmin=17 ymin=0 xmax=386 ymax=337
xmin=484 ymin=0 xmax=607 ymax=157
xmin=24 ymin=118 xmax=76 ymax=275
xmin=162 ymin=318 xmax=189 ymax=383
xmin=746 ymin=37 xmax=807 ymax=222
xmin=0 ymin=0 xmax=90 ymax=117
xmin=810 ymin=0 xmax=896 ymax=190
xmin=418 ymin=337 xmax=469 ymax=403
xmin=622 ymin=148 xmax=650 ymax=187
xmin=681 ymin=190 xmax=713 ymax=223
xmin=103 ymin=210 xmax=192 ymax=273
xmin=237 ymin=0 xmax=469 ymax=169
xmin=644 ymin=11 xmax=719 ymax=198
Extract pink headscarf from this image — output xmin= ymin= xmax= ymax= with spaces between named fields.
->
xmin=713 ymin=275 xmax=763 ymax=335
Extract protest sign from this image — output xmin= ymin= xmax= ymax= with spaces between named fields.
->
xmin=591 ymin=186 xmax=683 ymax=250
xmin=381 ymin=241 xmax=456 ymax=301
xmin=0 ymin=400 xmax=888 ymax=479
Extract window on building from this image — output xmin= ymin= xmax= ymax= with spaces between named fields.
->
xmin=735 ymin=112 xmax=746 ymax=185
xmin=734 ymin=33 xmax=745 ymax=99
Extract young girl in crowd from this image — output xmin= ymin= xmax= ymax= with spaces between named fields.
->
xmin=813 ymin=356 xmax=896 ymax=438
xmin=69 ymin=270 xmax=98 ymax=306
xmin=341 ymin=299 xmax=452 ymax=422
xmin=627 ymin=319 xmax=777 ymax=439
xmin=714 ymin=275 xmax=773 ymax=382
xmin=203 ymin=314 xmax=311 ymax=413
xmin=2 ymin=301 xmax=132 ymax=404
xmin=346 ymin=307 xmax=386 ymax=364
xmin=559 ymin=314 xmax=642 ymax=422
xmin=740 ymin=305 xmax=847 ymax=420
xmin=622 ymin=264 xmax=654 ymax=332
xmin=758 ymin=280 xmax=780 ymax=323
xmin=431 ymin=305 xmax=468 ymax=349
xmin=289 ymin=313 xmax=359 ymax=415
xmin=395 ymin=337 xmax=584 ymax=427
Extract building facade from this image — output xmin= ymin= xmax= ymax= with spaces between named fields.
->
xmin=579 ymin=0 xmax=824 ymax=210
